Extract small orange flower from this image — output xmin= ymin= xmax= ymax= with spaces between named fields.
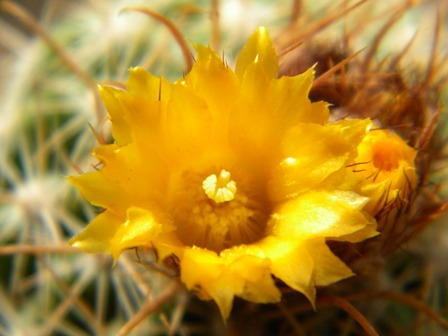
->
xmin=354 ymin=129 xmax=417 ymax=214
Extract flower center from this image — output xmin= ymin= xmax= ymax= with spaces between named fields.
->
xmin=168 ymin=167 xmax=268 ymax=252
xmin=372 ymin=142 xmax=400 ymax=171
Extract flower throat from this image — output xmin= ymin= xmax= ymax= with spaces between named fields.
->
xmin=169 ymin=167 xmax=268 ymax=252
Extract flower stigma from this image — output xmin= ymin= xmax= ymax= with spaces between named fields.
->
xmin=202 ymin=169 xmax=237 ymax=203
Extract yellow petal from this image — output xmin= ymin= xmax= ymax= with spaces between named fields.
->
xmin=109 ymin=207 xmax=174 ymax=261
xmin=185 ymin=44 xmax=239 ymax=144
xmin=270 ymin=68 xmax=329 ymax=125
xmin=151 ymin=232 xmax=185 ymax=261
xmin=335 ymin=224 xmax=379 ymax=243
xmin=180 ymin=246 xmax=280 ymax=320
xmin=233 ymin=68 xmax=328 ymax=162
xmin=303 ymin=238 xmax=354 ymax=286
xmin=310 ymin=101 xmax=331 ymax=124
xmin=93 ymin=144 xmax=167 ymax=205
xmin=259 ymin=236 xmax=316 ymax=304
xmin=227 ymin=255 xmax=280 ymax=304
xmin=180 ymin=247 xmax=224 ymax=300
xmin=117 ymin=85 xmax=215 ymax=169
xmin=268 ymin=119 xmax=371 ymax=201
xmin=126 ymin=67 xmax=171 ymax=101
xmin=269 ymin=191 xmax=375 ymax=240
xmin=164 ymin=83 xmax=214 ymax=163
xmin=69 ymin=172 xmax=131 ymax=214
xmin=70 ymin=142 xmax=168 ymax=215
xmin=69 ymin=210 xmax=123 ymax=253
xmin=235 ymin=26 xmax=278 ymax=80
xmin=116 ymin=94 xmax=166 ymax=150
xmin=98 ymin=85 xmax=132 ymax=146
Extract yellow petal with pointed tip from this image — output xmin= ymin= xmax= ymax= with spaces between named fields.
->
xmin=127 ymin=67 xmax=171 ymax=101
xmin=235 ymin=26 xmax=278 ymax=80
xmin=69 ymin=210 xmax=123 ymax=253
xmin=186 ymin=44 xmax=239 ymax=144
xmin=260 ymin=236 xmax=316 ymax=304
xmin=69 ymin=173 xmax=131 ymax=215
xmin=304 ymin=238 xmax=354 ymax=287
xmin=98 ymin=85 xmax=132 ymax=146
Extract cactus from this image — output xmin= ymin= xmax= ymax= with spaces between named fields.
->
xmin=0 ymin=0 xmax=447 ymax=335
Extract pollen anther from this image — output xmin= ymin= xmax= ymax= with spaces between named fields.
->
xmin=202 ymin=169 xmax=237 ymax=203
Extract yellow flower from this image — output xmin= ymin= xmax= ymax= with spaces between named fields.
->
xmin=69 ymin=27 xmax=378 ymax=319
xmin=352 ymin=129 xmax=418 ymax=214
